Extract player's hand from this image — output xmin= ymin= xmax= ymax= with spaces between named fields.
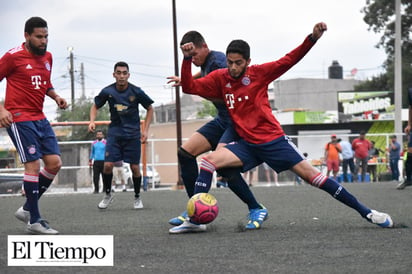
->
xmin=180 ymin=42 xmax=195 ymax=57
xmin=405 ymin=124 xmax=411 ymax=135
xmin=0 ymin=108 xmax=13 ymax=128
xmin=55 ymin=96 xmax=68 ymax=109
xmin=88 ymin=122 xmax=96 ymax=133
xmin=166 ymin=75 xmax=181 ymax=87
xmin=141 ymin=131 xmax=148 ymax=144
xmin=312 ymin=22 xmax=327 ymax=40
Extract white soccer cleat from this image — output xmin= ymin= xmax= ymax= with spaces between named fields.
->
xmin=98 ymin=194 xmax=114 ymax=209
xmin=27 ymin=219 xmax=59 ymax=235
xmin=15 ymin=206 xmax=30 ymax=224
xmin=134 ymin=197 xmax=144 ymax=209
xmin=366 ymin=209 xmax=393 ymax=228
xmin=169 ymin=219 xmax=207 ymax=234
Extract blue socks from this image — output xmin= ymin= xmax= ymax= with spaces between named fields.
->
xmin=194 ymin=158 xmax=215 ymax=194
xmin=23 ymin=174 xmax=41 ymax=224
xmin=38 ymin=168 xmax=55 ymax=198
xmin=313 ymin=174 xmax=371 ymax=218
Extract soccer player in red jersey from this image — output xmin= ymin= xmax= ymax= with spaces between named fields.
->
xmin=0 ymin=17 xmax=68 ymax=234
xmin=178 ymin=22 xmax=393 ymax=230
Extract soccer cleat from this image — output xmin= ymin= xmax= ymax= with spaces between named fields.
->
xmin=245 ymin=204 xmax=269 ymax=230
xmin=168 ymin=210 xmax=188 ymax=226
xmin=98 ymin=194 xmax=114 ymax=209
xmin=27 ymin=219 xmax=59 ymax=235
xmin=366 ymin=209 xmax=393 ymax=228
xmin=134 ymin=197 xmax=144 ymax=209
xmin=396 ymin=180 xmax=412 ymax=190
xmin=169 ymin=219 xmax=207 ymax=234
xmin=15 ymin=206 xmax=30 ymax=224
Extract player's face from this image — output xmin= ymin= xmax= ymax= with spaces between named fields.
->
xmin=226 ymin=53 xmax=250 ymax=79
xmin=190 ymin=44 xmax=208 ymax=67
xmin=113 ymin=66 xmax=130 ymax=90
xmin=24 ymin=27 xmax=48 ymax=56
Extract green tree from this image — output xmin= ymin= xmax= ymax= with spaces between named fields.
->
xmin=197 ymin=100 xmax=217 ymax=119
xmin=55 ymin=97 xmax=110 ymax=141
xmin=361 ymin=0 xmax=412 ymax=106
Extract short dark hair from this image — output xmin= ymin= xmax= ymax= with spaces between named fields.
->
xmin=24 ymin=17 xmax=47 ymax=35
xmin=226 ymin=39 xmax=250 ymax=60
xmin=114 ymin=61 xmax=129 ymax=72
xmin=180 ymin=31 xmax=205 ymax=48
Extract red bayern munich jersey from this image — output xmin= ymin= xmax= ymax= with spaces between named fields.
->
xmin=0 ymin=43 xmax=53 ymax=122
xmin=181 ymin=35 xmax=316 ymax=144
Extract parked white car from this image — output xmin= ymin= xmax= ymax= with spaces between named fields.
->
xmin=122 ymin=163 xmax=161 ymax=188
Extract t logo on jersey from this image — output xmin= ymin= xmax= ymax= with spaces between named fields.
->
xmin=31 ymin=75 xmax=42 ymax=90
xmin=225 ymin=94 xmax=235 ymax=109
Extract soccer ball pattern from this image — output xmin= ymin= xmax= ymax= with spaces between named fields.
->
xmin=187 ymin=193 xmax=219 ymax=224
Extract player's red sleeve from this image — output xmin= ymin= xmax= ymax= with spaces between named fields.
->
xmin=0 ymin=52 xmax=14 ymax=82
xmin=180 ymin=57 xmax=221 ymax=99
xmin=259 ymin=35 xmax=316 ymax=84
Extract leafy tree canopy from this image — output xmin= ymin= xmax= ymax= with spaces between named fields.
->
xmin=360 ymin=0 xmax=412 ymax=106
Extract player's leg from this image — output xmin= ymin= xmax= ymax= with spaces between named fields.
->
xmin=179 ymin=132 xmax=212 ymax=197
xmin=38 ymin=120 xmax=62 ymax=198
xmin=169 ymin=147 xmax=243 ymax=234
xmin=8 ymin=121 xmax=58 ymax=234
xmin=291 ymin=158 xmax=393 ymax=228
xmin=124 ymin=138 xmax=143 ymax=209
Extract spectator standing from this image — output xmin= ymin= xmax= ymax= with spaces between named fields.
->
xmin=89 ymin=130 xmax=106 ymax=193
xmin=367 ymin=141 xmax=384 ymax=182
xmin=340 ymin=139 xmax=356 ymax=182
xmin=324 ymin=134 xmax=341 ymax=180
xmin=387 ymin=135 xmax=401 ymax=181
xmin=352 ymin=131 xmax=372 ymax=182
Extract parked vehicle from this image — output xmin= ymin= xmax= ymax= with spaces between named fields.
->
xmin=0 ymin=173 xmax=23 ymax=194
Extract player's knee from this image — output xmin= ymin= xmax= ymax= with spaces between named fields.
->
xmin=45 ymin=157 xmax=62 ymax=173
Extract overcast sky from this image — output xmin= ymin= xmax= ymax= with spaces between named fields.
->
xmin=0 ymin=0 xmax=387 ymax=120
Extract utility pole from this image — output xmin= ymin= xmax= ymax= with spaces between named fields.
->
xmin=394 ymin=0 xmax=402 ymax=138
xmin=172 ymin=0 xmax=183 ymax=186
xmin=68 ymin=47 xmax=75 ymax=110
xmin=80 ymin=62 xmax=85 ymax=99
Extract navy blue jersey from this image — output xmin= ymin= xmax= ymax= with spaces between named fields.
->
xmin=95 ymin=83 xmax=154 ymax=138
xmin=200 ymin=50 xmax=231 ymax=125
